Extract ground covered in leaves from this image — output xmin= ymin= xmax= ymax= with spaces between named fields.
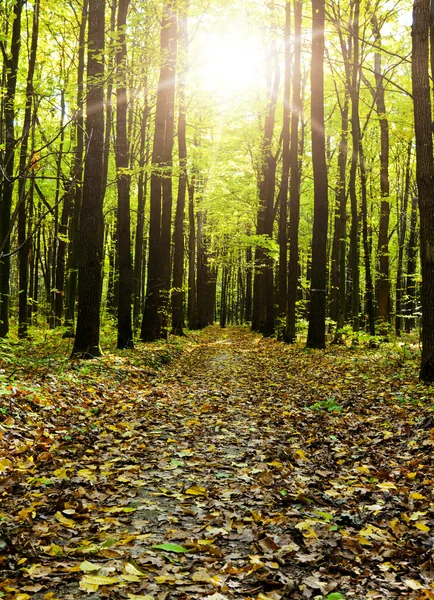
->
xmin=1 ymin=325 xmax=434 ymax=600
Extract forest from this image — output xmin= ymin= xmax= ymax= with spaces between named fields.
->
xmin=1 ymin=0 xmax=434 ymax=598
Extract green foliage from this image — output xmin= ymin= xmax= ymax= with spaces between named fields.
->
xmin=309 ymin=397 xmax=342 ymax=413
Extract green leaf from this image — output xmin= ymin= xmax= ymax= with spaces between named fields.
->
xmin=152 ymin=543 xmax=188 ymax=553
xmin=327 ymin=593 xmax=345 ymax=600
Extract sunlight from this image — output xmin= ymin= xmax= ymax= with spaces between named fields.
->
xmin=196 ymin=23 xmax=264 ymax=99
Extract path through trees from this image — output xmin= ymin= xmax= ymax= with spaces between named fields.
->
xmin=1 ymin=326 xmax=433 ymax=598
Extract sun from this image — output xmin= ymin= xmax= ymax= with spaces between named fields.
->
xmin=195 ymin=19 xmax=264 ymax=100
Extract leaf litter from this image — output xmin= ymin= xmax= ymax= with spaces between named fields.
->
xmin=0 ymin=326 xmax=434 ymax=599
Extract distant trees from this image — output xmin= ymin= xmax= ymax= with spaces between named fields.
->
xmin=0 ymin=0 xmax=431 ymax=378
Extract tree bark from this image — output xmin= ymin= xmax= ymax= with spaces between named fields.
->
xmin=285 ymin=0 xmax=302 ymax=343
xmin=306 ymin=0 xmax=328 ymax=349
xmin=72 ymin=0 xmax=105 ymax=358
xmin=172 ymin=3 xmax=188 ymax=335
xmin=412 ymin=0 xmax=434 ymax=380
xmin=115 ymin=0 xmax=134 ymax=349
xmin=0 ymin=0 xmax=23 ymax=337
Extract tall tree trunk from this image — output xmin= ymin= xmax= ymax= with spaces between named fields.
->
xmin=412 ymin=0 xmax=434 ymax=380
xmin=17 ymin=0 xmax=39 ymax=337
xmin=253 ymin=40 xmax=279 ymax=336
xmin=373 ymin=16 xmax=390 ymax=334
xmin=115 ymin=0 xmax=133 ymax=349
xmin=405 ymin=195 xmax=418 ymax=332
xmin=159 ymin=5 xmax=177 ymax=337
xmin=359 ymin=136 xmax=375 ymax=335
xmin=0 ymin=0 xmax=23 ymax=337
xmin=65 ymin=0 xmax=88 ymax=332
xmin=172 ymin=3 xmax=188 ymax=335
xmin=133 ymin=97 xmax=149 ymax=327
xmin=395 ymin=143 xmax=412 ymax=336
xmin=141 ymin=1 xmax=176 ymax=342
xmin=331 ymin=100 xmax=349 ymax=343
xmin=306 ymin=0 xmax=328 ymax=348
xmin=285 ymin=0 xmax=302 ymax=343
xmin=278 ymin=1 xmax=291 ymax=317
xmin=187 ymin=176 xmax=197 ymax=329
xmin=349 ymin=0 xmax=361 ymax=335
xmin=72 ymin=0 xmax=105 ymax=358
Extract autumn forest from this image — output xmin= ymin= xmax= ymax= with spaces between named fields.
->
xmin=1 ymin=0 xmax=434 ymax=598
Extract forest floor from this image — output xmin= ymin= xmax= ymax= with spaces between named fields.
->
xmin=1 ymin=325 xmax=434 ymax=600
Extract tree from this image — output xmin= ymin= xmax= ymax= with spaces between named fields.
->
xmin=411 ymin=0 xmax=434 ymax=380
xmin=0 ymin=0 xmax=23 ymax=337
xmin=115 ymin=0 xmax=134 ymax=349
xmin=72 ymin=0 xmax=106 ymax=357
xmin=306 ymin=0 xmax=328 ymax=349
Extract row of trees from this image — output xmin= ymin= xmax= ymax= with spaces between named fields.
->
xmin=0 ymin=0 xmax=432 ymax=379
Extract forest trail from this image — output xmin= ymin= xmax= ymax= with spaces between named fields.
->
xmin=1 ymin=326 xmax=434 ymax=599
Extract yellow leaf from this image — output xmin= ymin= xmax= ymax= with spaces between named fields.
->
xmin=15 ymin=595 xmax=31 ymax=600
xmin=127 ymin=596 xmax=156 ymax=600
xmin=80 ymin=575 xmax=119 ymax=586
xmin=294 ymin=449 xmax=309 ymax=461
xmin=80 ymin=560 xmax=100 ymax=572
xmin=185 ymin=486 xmax=207 ymax=496
xmin=77 ymin=469 xmax=97 ymax=482
xmin=406 ymin=472 xmax=417 ymax=480
xmin=257 ymin=595 xmax=276 ymax=600
xmin=53 ymin=467 xmax=69 ymax=479
xmin=0 ymin=458 xmax=12 ymax=472
xmin=415 ymin=522 xmax=430 ymax=532
xmin=125 ymin=563 xmax=147 ymax=577
xmin=17 ymin=558 xmax=27 ymax=565
xmin=376 ymin=482 xmax=397 ymax=491
xmin=55 ymin=512 xmax=76 ymax=528
xmin=410 ymin=492 xmax=426 ymax=500
xmin=121 ymin=575 xmax=141 ymax=582
xmin=405 ymin=579 xmax=423 ymax=590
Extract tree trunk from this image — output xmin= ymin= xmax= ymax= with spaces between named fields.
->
xmin=65 ymin=0 xmax=88 ymax=333
xmin=115 ymin=0 xmax=134 ymax=349
xmin=172 ymin=4 xmax=188 ymax=335
xmin=187 ymin=176 xmax=197 ymax=329
xmin=0 ymin=0 xmax=23 ymax=337
xmin=17 ymin=0 xmax=39 ymax=337
xmin=412 ymin=0 xmax=434 ymax=380
xmin=372 ymin=16 xmax=390 ymax=334
xmin=359 ymin=137 xmax=375 ymax=335
xmin=72 ymin=0 xmax=105 ymax=358
xmin=141 ymin=1 xmax=176 ymax=342
xmin=349 ymin=0 xmax=361 ymax=335
xmin=395 ymin=142 xmax=412 ymax=336
xmin=285 ymin=0 xmax=302 ymax=343
xmin=405 ymin=195 xmax=418 ymax=332
xmin=278 ymin=1 xmax=291 ymax=317
xmin=306 ymin=0 xmax=328 ymax=349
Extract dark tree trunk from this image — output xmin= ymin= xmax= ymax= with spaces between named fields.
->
xmin=372 ymin=16 xmax=390 ymax=333
xmin=196 ymin=211 xmax=207 ymax=329
xmin=17 ymin=0 xmax=39 ymax=337
xmin=395 ymin=143 xmax=412 ymax=336
xmin=72 ymin=0 xmax=105 ymax=358
xmin=331 ymin=100 xmax=348 ymax=342
xmin=359 ymin=137 xmax=375 ymax=335
xmin=412 ymin=0 xmax=434 ymax=380
xmin=115 ymin=0 xmax=133 ymax=349
xmin=285 ymin=0 xmax=302 ymax=343
xmin=405 ymin=195 xmax=418 ymax=332
xmin=172 ymin=4 xmax=188 ymax=336
xmin=278 ymin=1 xmax=291 ymax=317
xmin=0 ymin=0 xmax=23 ymax=337
xmin=306 ymin=0 xmax=328 ymax=349
xmin=245 ymin=244 xmax=253 ymax=322
xmin=349 ymin=0 xmax=361 ymax=334
xmin=133 ymin=99 xmax=149 ymax=327
xmin=141 ymin=1 xmax=176 ymax=342
xmin=187 ymin=177 xmax=197 ymax=329
xmin=65 ymin=0 xmax=88 ymax=333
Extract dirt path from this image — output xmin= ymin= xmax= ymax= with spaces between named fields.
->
xmin=1 ymin=326 xmax=433 ymax=599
